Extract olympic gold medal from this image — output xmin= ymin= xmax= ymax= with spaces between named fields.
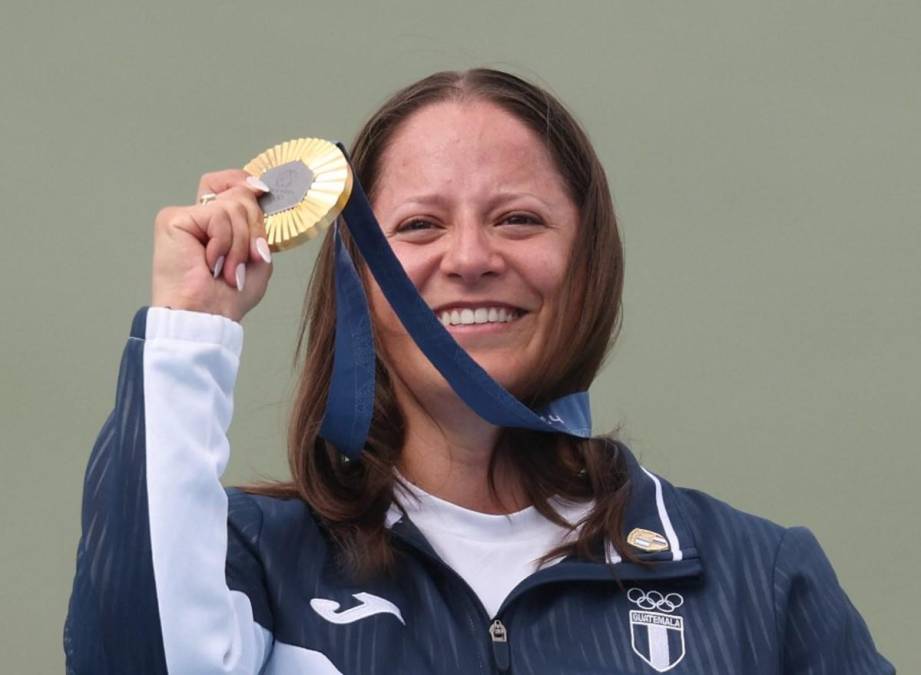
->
xmin=244 ymin=138 xmax=353 ymax=252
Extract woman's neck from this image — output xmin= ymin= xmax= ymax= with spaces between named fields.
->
xmin=393 ymin=381 xmax=529 ymax=515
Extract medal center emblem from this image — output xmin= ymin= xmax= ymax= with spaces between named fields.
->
xmin=257 ymin=161 xmax=316 ymax=216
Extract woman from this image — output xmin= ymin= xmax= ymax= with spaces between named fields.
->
xmin=64 ymin=69 xmax=893 ymax=674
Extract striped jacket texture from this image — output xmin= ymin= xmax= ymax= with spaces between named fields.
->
xmin=64 ymin=307 xmax=894 ymax=674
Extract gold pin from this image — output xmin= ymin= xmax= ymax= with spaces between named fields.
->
xmin=627 ymin=528 xmax=670 ymax=553
xmin=243 ymin=138 xmax=353 ymax=253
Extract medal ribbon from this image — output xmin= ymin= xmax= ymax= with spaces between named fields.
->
xmin=319 ymin=145 xmax=592 ymax=457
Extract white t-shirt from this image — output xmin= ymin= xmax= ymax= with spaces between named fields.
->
xmin=393 ymin=475 xmax=594 ymax=618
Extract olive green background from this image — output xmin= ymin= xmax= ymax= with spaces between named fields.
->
xmin=1 ymin=1 xmax=918 ymax=672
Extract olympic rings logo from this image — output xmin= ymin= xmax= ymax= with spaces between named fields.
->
xmin=627 ymin=588 xmax=684 ymax=613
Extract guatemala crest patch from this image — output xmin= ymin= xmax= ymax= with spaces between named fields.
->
xmin=627 ymin=588 xmax=686 ymax=672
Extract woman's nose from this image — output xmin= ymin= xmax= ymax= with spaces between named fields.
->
xmin=439 ymin=220 xmax=506 ymax=283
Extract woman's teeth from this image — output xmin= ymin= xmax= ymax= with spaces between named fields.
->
xmin=438 ymin=307 xmax=522 ymax=327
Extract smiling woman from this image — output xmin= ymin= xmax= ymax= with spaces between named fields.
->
xmin=64 ymin=68 xmax=893 ymax=674
xmin=264 ymin=72 xmax=630 ymax=582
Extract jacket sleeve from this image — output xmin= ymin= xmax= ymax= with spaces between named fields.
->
xmin=773 ymin=526 xmax=894 ymax=674
xmin=64 ymin=307 xmax=273 ymax=674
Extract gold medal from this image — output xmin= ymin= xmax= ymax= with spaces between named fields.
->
xmin=244 ymin=138 xmax=353 ymax=252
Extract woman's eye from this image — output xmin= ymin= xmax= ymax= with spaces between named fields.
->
xmin=394 ymin=214 xmax=542 ymax=234
xmin=395 ymin=219 xmax=435 ymax=233
xmin=501 ymin=213 xmax=542 ymax=226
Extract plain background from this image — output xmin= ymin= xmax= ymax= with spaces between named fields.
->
xmin=1 ymin=1 xmax=918 ymax=672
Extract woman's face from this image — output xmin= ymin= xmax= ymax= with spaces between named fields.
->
xmin=368 ymin=99 xmax=579 ymax=401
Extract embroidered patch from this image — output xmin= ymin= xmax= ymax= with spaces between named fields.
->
xmin=627 ymin=588 xmax=686 ymax=672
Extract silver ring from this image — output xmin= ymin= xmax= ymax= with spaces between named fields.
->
xmin=199 ymin=192 xmax=218 ymax=205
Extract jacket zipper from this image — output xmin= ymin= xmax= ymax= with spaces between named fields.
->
xmin=390 ymin=527 xmax=507 ymax=672
xmin=489 ymin=619 xmax=511 ymax=672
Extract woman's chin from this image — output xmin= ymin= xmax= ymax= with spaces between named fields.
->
xmin=468 ymin=359 xmax=530 ymax=397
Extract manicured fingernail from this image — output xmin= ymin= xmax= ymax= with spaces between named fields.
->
xmin=256 ymin=237 xmax=272 ymax=264
xmin=212 ymin=255 xmax=225 ymax=279
xmin=246 ymin=176 xmax=271 ymax=192
xmin=235 ymin=263 xmax=246 ymax=291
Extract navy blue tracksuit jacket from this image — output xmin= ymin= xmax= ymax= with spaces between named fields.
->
xmin=64 ymin=307 xmax=894 ymax=673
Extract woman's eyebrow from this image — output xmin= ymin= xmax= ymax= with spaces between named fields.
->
xmin=484 ymin=191 xmax=550 ymax=209
xmin=400 ymin=193 xmax=450 ymax=208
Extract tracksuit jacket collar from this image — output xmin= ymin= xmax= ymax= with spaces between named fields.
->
xmin=385 ymin=441 xmax=702 ymax=615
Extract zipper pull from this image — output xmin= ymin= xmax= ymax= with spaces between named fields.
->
xmin=489 ymin=619 xmax=510 ymax=672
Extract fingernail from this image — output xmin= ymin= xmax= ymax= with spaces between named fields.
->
xmin=256 ymin=237 xmax=272 ymax=264
xmin=246 ymin=176 xmax=271 ymax=192
xmin=235 ymin=263 xmax=246 ymax=291
xmin=212 ymin=255 xmax=225 ymax=279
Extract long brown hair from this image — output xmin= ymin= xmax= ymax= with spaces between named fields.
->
xmin=242 ymin=68 xmax=636 ymax=579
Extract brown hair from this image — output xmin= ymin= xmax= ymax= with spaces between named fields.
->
xmin=242 ymin=68 xmax=636 ymax=579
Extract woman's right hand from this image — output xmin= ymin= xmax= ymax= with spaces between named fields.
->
xmin=151 ymin=170 xmax=274 ymax=323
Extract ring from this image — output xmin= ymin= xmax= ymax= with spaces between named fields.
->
xmin=199 ymin=192 xmax=218 ymax=205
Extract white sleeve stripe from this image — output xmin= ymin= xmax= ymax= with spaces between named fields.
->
xmin=144 ymin=308 xmax=271 ymax=673
xmin=640 ymin=466 xmax=683 ymax=562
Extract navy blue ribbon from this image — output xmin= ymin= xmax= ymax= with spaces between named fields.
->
xmin=319 ymin=145 xmax=592 ymax=457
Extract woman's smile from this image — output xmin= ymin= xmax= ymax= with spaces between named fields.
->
xmin=437 ymin=305 xmax=529 ymax=346
xmin=435 ymin=301 xmax=527 ymax=330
